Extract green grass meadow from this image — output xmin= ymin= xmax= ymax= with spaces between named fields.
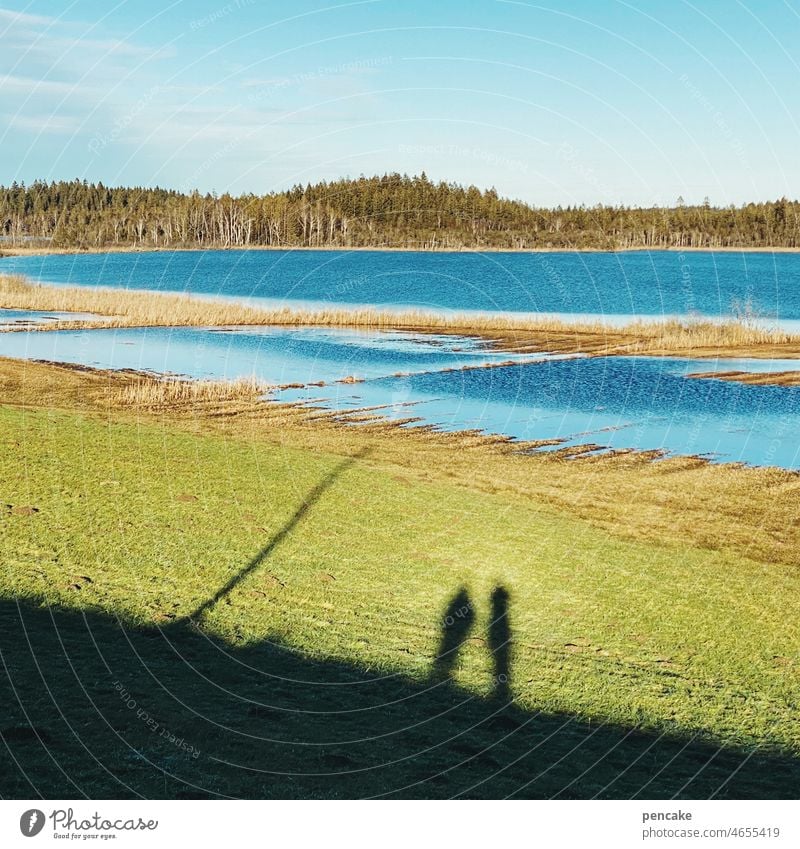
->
xmin=2 ymin=403 xmax=799 ymax=798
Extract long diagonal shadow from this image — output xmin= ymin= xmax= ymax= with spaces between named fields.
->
xmin=183 ymin=446 xmax=371 ymax=623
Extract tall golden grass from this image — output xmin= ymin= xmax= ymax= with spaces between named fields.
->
xmin=0 ymin=273 xmax=36 ymax=295
xmin=2 ymin=273 xmax=798 ymax=356
xmin=687 ymin=369 xmax=800 ymax=386
xmin=622 ymin=319 xmax=794 ymax=350
xmin=0 ymin=273 xmax=610 ymax=332
xmin=116 ymin=376 xmax=270 ymax=408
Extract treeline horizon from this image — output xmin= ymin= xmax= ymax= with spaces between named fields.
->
xmin=1 ymin=174 xmax=798 ymax=251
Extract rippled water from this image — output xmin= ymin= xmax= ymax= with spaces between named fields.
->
xmin=0 ymin=325 xmax=539 ymax=386
xmin=283 ymin=355 xmax=800 ymax=468
xmin=2 ymin=249 xmax=799 ymax=321
xmin=1 ymin=323 xmax=798 ymax=469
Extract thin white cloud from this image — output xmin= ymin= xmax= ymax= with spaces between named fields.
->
xmin=0 ymin=7 xmax=55 ymax=27
xmin=0 ymin=74 xmax=77 ymax=94
xmin=3 ymin=34 xmax=173 ymax=60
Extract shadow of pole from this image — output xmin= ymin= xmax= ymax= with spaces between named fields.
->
xmin=181 ymin=446 xmax=371 ymax=624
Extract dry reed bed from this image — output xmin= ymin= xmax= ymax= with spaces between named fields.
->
xmin=687 ymin=369 xmax=800 ymax=386
xmin=116 ymin=376 xmax=271 ymax=409
xmin=2 ymin=273 xmax=799 ymax=357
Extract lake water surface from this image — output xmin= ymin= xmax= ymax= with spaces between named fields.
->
xmin=1 ymin=323 xmax=798 ymax=469
xmin=3 ymin=249 xmax=799 ymax=323
xmin=0 ymin=325 xmax=539 ymax=385
xmin=2 ymin=249 xmax=798 ymax=468
xmin=0 ymin=308 xmax=100 ymax=329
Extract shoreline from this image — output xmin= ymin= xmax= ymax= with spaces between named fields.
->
xmin=3 ymin=274 xmax=800 ymax=360
xmin=3 ymin=352 xmax=800 ymax=798
xmin=687 ymin=369 xmax=800 ymax=387
xmin=2 ymin=351 xmax=799 ymax=492
xmin=3 ymin=244 xmax=800 ymax=258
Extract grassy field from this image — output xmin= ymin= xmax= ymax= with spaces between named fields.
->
xmin=1 ymin=357 xmax=800 ymax=798
xmin=4 ymin=272 xmax=800 ymax=359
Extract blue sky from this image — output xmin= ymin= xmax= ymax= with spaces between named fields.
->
xmin=1 ymin=0 xmax=798 ymax=205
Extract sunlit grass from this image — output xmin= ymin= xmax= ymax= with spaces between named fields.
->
xmin=1 ymin=357 xmax=799 ymax=765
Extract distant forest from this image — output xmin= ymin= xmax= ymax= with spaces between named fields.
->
xmin=1 ymin=174 xmax=798 ymax=250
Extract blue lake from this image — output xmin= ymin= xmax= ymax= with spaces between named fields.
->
xmin=279 ymin=355 xmax=800 ymax=469
xmin=0 ymin=325 xmax=540 ymax=386
xmin=1 ymin=324 xmax=798 ymax=469
xmin=2 ymin=249 xmax=799 ymax=322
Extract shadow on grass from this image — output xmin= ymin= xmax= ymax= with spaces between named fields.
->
xmin=184 ymin=448 xmax=371 ymax=624
xmin=1 ymin=450 xmax=798 ymax=799
xmin=432 ymin=587 xmax=476 ymax=683
xmin=2 ymin=596 xmax=799 ymax=800
xmin=433 ymin=585 xmax=511 ymax=704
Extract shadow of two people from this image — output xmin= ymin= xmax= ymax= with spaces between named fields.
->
xmin=183 ymin=448 xmax=513 ymax=703
xmin=5 ymin=448 xmax=800 ymax=798
xmin=433 ymin=585 xmax=511 ymax=702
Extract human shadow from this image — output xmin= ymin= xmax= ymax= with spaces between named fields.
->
xmin=2 ymin=596 xmax=799 ymax=800
xmin=432 ymin=587 xmax=476 ymax=682
xmin=488 ymin=585 xmax=512 ymax=702
xmin=183 ymin=447 xmax=370 ymax=623
xmin=433 ymin=585 xmax=512 ymax=703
